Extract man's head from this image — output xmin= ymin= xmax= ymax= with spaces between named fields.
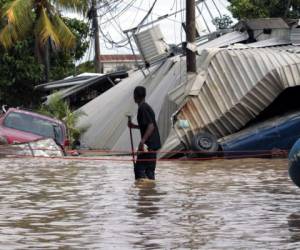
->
xmin=134 ymin=86 xmax=146 ymax=104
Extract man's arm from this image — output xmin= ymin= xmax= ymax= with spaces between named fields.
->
xmin=139 ymin=123 xmax=155 ymax=150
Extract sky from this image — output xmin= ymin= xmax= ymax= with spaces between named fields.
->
xmin=66 ymin=0 xmax=233 ymax=63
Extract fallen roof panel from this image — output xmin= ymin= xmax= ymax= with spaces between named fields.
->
xmin=197 ymin=31 xmax=249 ymax=52
xmin=172 ymin=45 xmax=300 ymax=149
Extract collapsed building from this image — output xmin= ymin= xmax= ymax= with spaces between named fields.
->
xmin=38 ymin=17 xmax=300 ymax=156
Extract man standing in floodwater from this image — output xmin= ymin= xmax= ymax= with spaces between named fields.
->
xmin=128 ymin=86 xmax=161 ymax=180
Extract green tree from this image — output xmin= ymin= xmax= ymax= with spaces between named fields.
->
xmin=0 ymin=17 xmax=90 ymax=107
xmin=0 ymin=0 xmax=88 ymax=49
xmin=49 ymin=17 xmax=90 ymax=80
xmin=0 ymin=0 xmax=88 ymax=81
xmin=0 ymin=38 xmax=43 ymax=107
xmin=228 ymin=0 xmax=300 ymax=19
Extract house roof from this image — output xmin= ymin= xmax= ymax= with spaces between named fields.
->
xmin=99 ymin=54 xmax=141 ymax=62
xmin=238 ymin=18 xmax=289 ymax=30
xmin=44 ymin=71 xmax=128 ymax=101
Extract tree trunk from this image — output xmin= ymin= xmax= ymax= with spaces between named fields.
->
xmin=34 ymin=34 xmax=49 ymax=82
xmin=284 ymin=0 xmax=292 ymax=17
xmin=44 ymin=39 xmax=50 ymax=82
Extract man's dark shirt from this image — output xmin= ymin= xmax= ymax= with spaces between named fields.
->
xmin=137 ymin=102 xmax=161 ymax=150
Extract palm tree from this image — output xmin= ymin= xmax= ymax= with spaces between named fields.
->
xmin=0 ymin=0 xmax=88 ymax=80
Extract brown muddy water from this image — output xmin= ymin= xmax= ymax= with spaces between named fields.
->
xmin=0 ymin=157 xmax=299 ymax=249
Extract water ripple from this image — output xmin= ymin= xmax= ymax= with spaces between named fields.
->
xmin=0 ymin=158 xmax=299 ymax=249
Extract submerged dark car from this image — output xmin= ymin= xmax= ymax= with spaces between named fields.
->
xmin=218 ymin=111 xmax=300 ymax=157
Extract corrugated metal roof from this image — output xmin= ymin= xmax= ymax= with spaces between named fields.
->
xmin=35 ymin=73 xmax=104 ymax=91
xmin=245 ymin=37 xmax=291 ymax=48
xmin=77 ymin=57 xmax=185 ymax=150
xmin=197 ymin=31 xmax=249 ymax=52
xmin=172 ymin=45 xmax=300 ymax=148
xmin=45 ymin=71 xmax=128 ymax=101
xmin=244 ymin=18 xmax=289 ymax=30
xmin=100 ymin=54 xmax=141 ymax=62
xmin=291 ymin=28 xmax=300 ymax=45
xmin=77 ymin=32 xmax=251 ymax=151
xmin=75 ymin=30 xmax=300 ymax=155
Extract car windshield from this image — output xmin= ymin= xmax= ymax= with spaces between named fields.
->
xmin=4 ymin=112 xmax=63 ymax=142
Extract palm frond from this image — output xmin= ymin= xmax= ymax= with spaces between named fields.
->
xmin=40 ymin=92 xmax=87 ymax=143
xmin=0 ymin=0 xmax=33 ymax=48
xmin=0 ymin=24 xmax=18 ymax=48
xmin=35 ymin=7 xmax=60 ymax=48
xmin=52 ymin=14 xmax=76 ymax=48
xmin=52 ymin=0 xmax=89 ymax=14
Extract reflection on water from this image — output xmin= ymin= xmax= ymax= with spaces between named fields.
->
xmin=0 ymin=157 xmax=299 ymax=249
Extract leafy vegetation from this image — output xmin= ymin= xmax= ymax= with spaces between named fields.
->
xmin=0 ymin=0 xmax=88 ymax=49
xmin=0 ymin=0 xmax=90 ymax=106
xmin=0 ymin=0 xmax=90 ymax=85
xmin=49 ymin=17 xmax=90 ymax=81
xmin=39 ymin=93 xmax=88 ymax=144
xmin=212 ymin=15 xmax=233 ymax=30
xmin=0 ymin=38 xmax=43 ymax=107
xmin=228 ymin=0 xmax=300 ymax=19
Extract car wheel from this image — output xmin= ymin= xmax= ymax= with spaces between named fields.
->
xmin=191 ymin=132 xmax=218 ymax=152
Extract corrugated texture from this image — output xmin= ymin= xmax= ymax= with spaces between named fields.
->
xmin=77 ymin=56 xmax=186 ymax=150
xmin=244 ymin=18 xmax=289 ymax=30
xmin=197 ymin=31 xmax=249 ymax=52
xmin=246 ymin=37 xmax=291 ymax=48
xmin=35 ymin=75 xmax=102 ymax=91
xmin=291 ymin=28 xmax=300 ymax=45
xmin=174 ymin=46 xmax=300 ymax=147
xmin=44 ymin=71 xmax=128 ymax=102
xmin=100 ymin=54 xmax=141 ymax=62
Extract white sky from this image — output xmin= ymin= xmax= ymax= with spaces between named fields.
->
xmin=66 ymin=0 xmax=233 ymax=63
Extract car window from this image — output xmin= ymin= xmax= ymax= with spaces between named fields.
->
xmin=4 ymin=112 xmax=63 ymax=142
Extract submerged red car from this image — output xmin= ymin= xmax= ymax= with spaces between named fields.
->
xmin=0 ymin=108 xmax=69 ymax=148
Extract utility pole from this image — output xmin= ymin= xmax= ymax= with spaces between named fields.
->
xmin=91 ymin=0 xmax=102 ymax=73
xmin=186 ymin=0 xmax=197 ymax=73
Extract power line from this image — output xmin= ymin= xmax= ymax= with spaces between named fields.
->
xmin=123 ymin=0 xmax=183 ymax=24
xmin=99 ymin=0 xmax=137 ymax=25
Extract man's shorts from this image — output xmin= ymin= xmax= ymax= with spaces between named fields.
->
xmin=134 ymin=151 xmax=157 ymax=180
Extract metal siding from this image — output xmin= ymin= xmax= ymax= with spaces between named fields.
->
xmin=197 ymin=31 xmax=249 ymax=52
xmin=244 ymin=18 xmax=289 ymax=30
xmin=291 ymin=28 xmax=300 ymax=45
xmin=77 ymin=57 xmax=184 ymax=150
xmin=174 ymin=46 xmax=300 ymax=148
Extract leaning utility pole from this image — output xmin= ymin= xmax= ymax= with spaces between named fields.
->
xmin=186 ymin=0 xmax=197 ymax=73
xmin=91 ymin=0 xmax=102 ymax=73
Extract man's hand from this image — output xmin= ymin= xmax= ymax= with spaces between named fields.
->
xmin=127 ymin=120 xmax=134 ymax=128
xmin=128 ymin=121 xmax=139 ymax=129
xmin=138 ymin=141 xmax=145 ymax=152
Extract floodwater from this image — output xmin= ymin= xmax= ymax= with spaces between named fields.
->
xmin=0 ymin=157 xmax=299 ymax=249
